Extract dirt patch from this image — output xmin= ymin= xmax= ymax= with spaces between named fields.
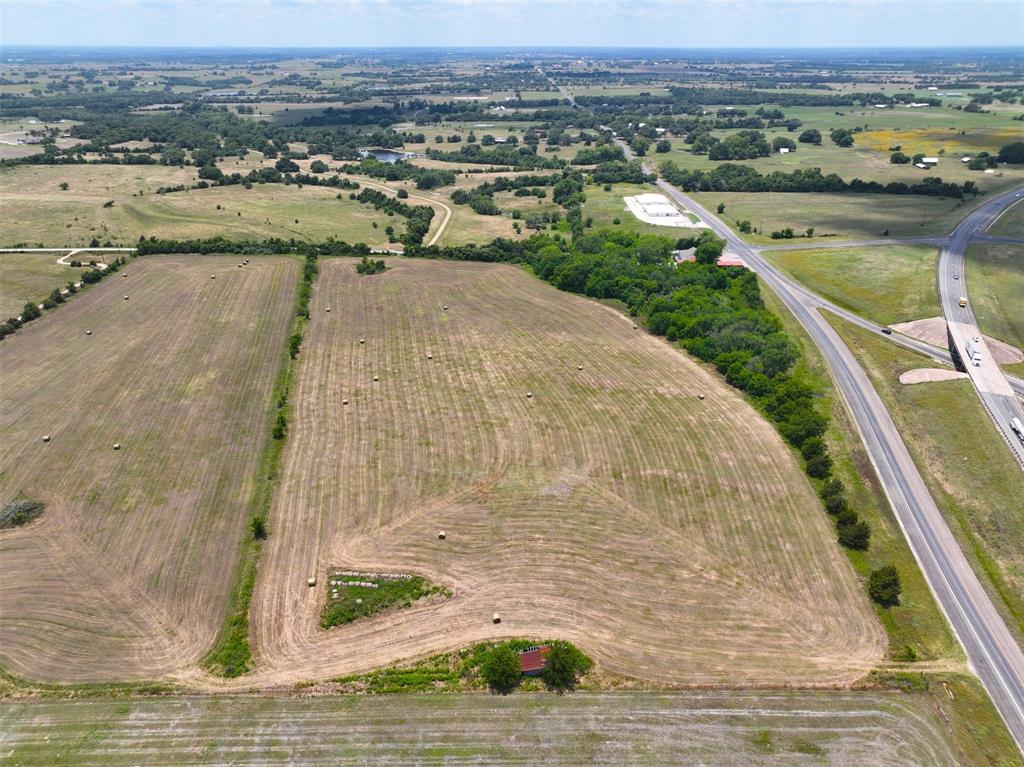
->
xmin=899 ymin=368 xmax=969 ymax=385
xmin=890 ymin=316 xmax=1023 ymax=364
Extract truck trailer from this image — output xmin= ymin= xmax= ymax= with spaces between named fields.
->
xmin=1012 ymin=417 xmax=1024 ymax=445
xmin=965 ymin=336 xmax=982 ymax=366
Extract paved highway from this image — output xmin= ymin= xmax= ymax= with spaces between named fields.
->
xmin=936 ymin=189 xmax=1024 ymax=466
xmin=609 ymin=134 xmax=1024 ymax=751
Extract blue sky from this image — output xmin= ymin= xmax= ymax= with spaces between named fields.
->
xmin=2 ymin=0 xmax=1022 ymax=48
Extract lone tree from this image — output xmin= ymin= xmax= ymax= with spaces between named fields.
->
xmin=541 ymin=641 xmax=593 ymax=692
xmin=868 ymin=564 xmax=902 ymax=606
xmin=481 ymin=646 xmax=521 ymax=694
xmin=797 ymin=129 xmax=822 ymax=145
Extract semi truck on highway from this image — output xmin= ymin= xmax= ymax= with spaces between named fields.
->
xmin=958 ymin=296 xmax=968 ymax=307
xmin=1012 ymin=417 xmax=1024 ymax=445
xmin=966 ymin=336 xmax=982 ymax=366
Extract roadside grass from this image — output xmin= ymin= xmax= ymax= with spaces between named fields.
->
xmin=0 ymin=252 xmax=77 ymax=318
xmin=763 ymin=245 xmax=940 ymax=326
xmin=694 ymin=191 xmax=979 ymax=244
xmin=321 ymin=574 xmax=450 ymax=629
xmin=965 ymin=243 xmax=1024 ymax=350
xmin=990 ymin=199 xmax=1024 ymax=239
xmin=829 ymin=315 xmax=1024 ymax=641
xmin=760 ymin=284 xmax=958 ymax=662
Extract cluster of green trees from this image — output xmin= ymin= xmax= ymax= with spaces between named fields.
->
xmin=690 ymin=129 xmax=772 ymax=160
xmin=355 ymin=256 xmax=387 ymax=275
xmin=480 ymin=641 xmax=592 ymax=694
xmin=425 ymin=144 xmax=564 ymax=170
xmin=350 ymin=188 xmax=434 ymax=246
xmin=659 ymin=161 xmax=977 ymax=198
xmin=337 ymin=158 xmax=455 ymax=190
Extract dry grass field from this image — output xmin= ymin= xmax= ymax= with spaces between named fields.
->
xmin=0 ymin=690 xmax=964 ymax=766
xmin=248 ymin=258 xmax=884 ymax=688
xmin=0 ymin=255 xmax=297 ymax=682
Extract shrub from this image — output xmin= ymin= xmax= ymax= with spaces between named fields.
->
xmin=805 ymin=452 xmax=832 ymax=478
xmin=800 ymin=437 xmax=825 ymax=460
xmin=250 ymin=515 xmax=268 ymax=540
xmin=480 ymin=646 xmax=522 ymax=694
xmin=838 ymin=519 xmax=870 ymax=550
xmin=397 ymin=188 xmax=409 ymax=199
xmin=21 ymin=302 xmax=41 ymax=321
xmin=0 ymin=498 xmax=44 ymax=529
xmin=868 ymin=564 xmax=902 ymax=606
xmin=824 ymin=494 xmax=848 ymax=515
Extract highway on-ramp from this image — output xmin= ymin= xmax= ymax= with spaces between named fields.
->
xmin=611 ymin=133 xmax=1024 ymax=751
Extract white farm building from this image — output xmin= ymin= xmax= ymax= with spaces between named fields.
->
xmin=633 ymin=193 xmax=680 ymax=218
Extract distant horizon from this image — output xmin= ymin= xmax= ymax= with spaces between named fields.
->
xmin=2 ymin=0 xmax=1021 ymax=49
xmin=2 ymin=43 xmax=1022 ymax=51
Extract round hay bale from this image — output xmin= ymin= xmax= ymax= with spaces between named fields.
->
xmin=123 ymin=295 xmax=129 ymax=300
xmin=326 ymin=307 xmax=331 ymax=312
xmin=342 ymin=398 xmax=349 ymax=406
xmin=373 ymin=375 xmax=379 ymax=382
xmin=526 ymin=391 xmax=533 ymax=399
xmin=359 ymin=338 xmax=365 ymax=345
xmin=492 ymin=612 xmax=501 ymax=624
xmin=307 ymin=576 xmax=317 ymax=587
xmin=698 ymin=394 xmax=705 ymax=400
xmin=112 ymin=443 xmax=121 ymax=450
xmin=122 ymin=273 xmax=128 ymax=278
xmin=211 ymin=275 xmax=216 ymax=279
xmin=427 ymin=353 xmax=433 ymax=360
xmin=577 ymin=365 xmax=583 ymax=371
xmin=632 ymin=323 xmax=638 ymax=329
xmin=438 ymin=530 xmax=446 ymax=540
xmin=355 ymin=598 xmax=363 ymax=605
xmin=85 ymin=330 xmax=92 ymax=336
xmin=42 ymin=435 xmax=50 ymax=443
xmin=443 ymin=305 xmax=448 ymax=311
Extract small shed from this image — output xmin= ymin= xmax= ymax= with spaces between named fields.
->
xmin=519 ymin=645 xmax=551 ymax=676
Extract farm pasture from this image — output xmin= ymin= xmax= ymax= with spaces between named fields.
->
xmin=0 ymin=252 xmax=78 ymax=318
xmin=0 ymin=255 xmax=297 ymax=682
xmin=248 ymin=257 xmax=884 ymax=688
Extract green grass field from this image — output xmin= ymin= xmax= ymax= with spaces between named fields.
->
xmin=759 ymin=285 xmax=958 ymax=663
xmin=0 ymin=164 xmax=400 ymax=248
xmin=966 ymin=243 xmax=1024 ymax=350
xmin=0 ymin=252 xmax=79 ymax=318
xmin=696 ymin=191 xmax=979 ymax=244
xmin=831 ymin=316 xmax=1024 ymax=639
xmin=763 ymin=245 xmax=940 ymax=325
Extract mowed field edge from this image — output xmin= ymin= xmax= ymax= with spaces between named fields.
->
xmin=0 ymin=255 xmax=298 ymax=682
xmin=247 ymin=258 xmax=885 ymax=688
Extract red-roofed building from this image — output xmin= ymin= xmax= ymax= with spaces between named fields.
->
xmin=519 ymin=645 xmax=551 ymax=676
xmin=716 ymin=253 xmax=748 ymax=269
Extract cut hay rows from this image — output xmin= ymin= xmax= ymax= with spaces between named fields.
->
xmin=249 ymin=258 xmax=884 ymax=687
xmin=0 ymin=255 xmax=297 ymax=682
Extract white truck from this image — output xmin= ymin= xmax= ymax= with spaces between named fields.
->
xmin=965 ymin=336 xmax=982 ymax=367
xmin=1012 ymin=417 xmax=1024 ymax=445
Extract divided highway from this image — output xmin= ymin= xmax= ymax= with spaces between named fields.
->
xmin=609 ymin=134 xmax=1024 ymax=751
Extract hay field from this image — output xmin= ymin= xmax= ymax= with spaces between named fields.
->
xmin=0 ymin=691 xmax=962 ymax=766
xmin=0 ymin=255 xmax=297 ymax=682
xmin=0 ymin=252 xmax=76 ymax=318
xmin=249 ymin=258 xmax=884 ymax=687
